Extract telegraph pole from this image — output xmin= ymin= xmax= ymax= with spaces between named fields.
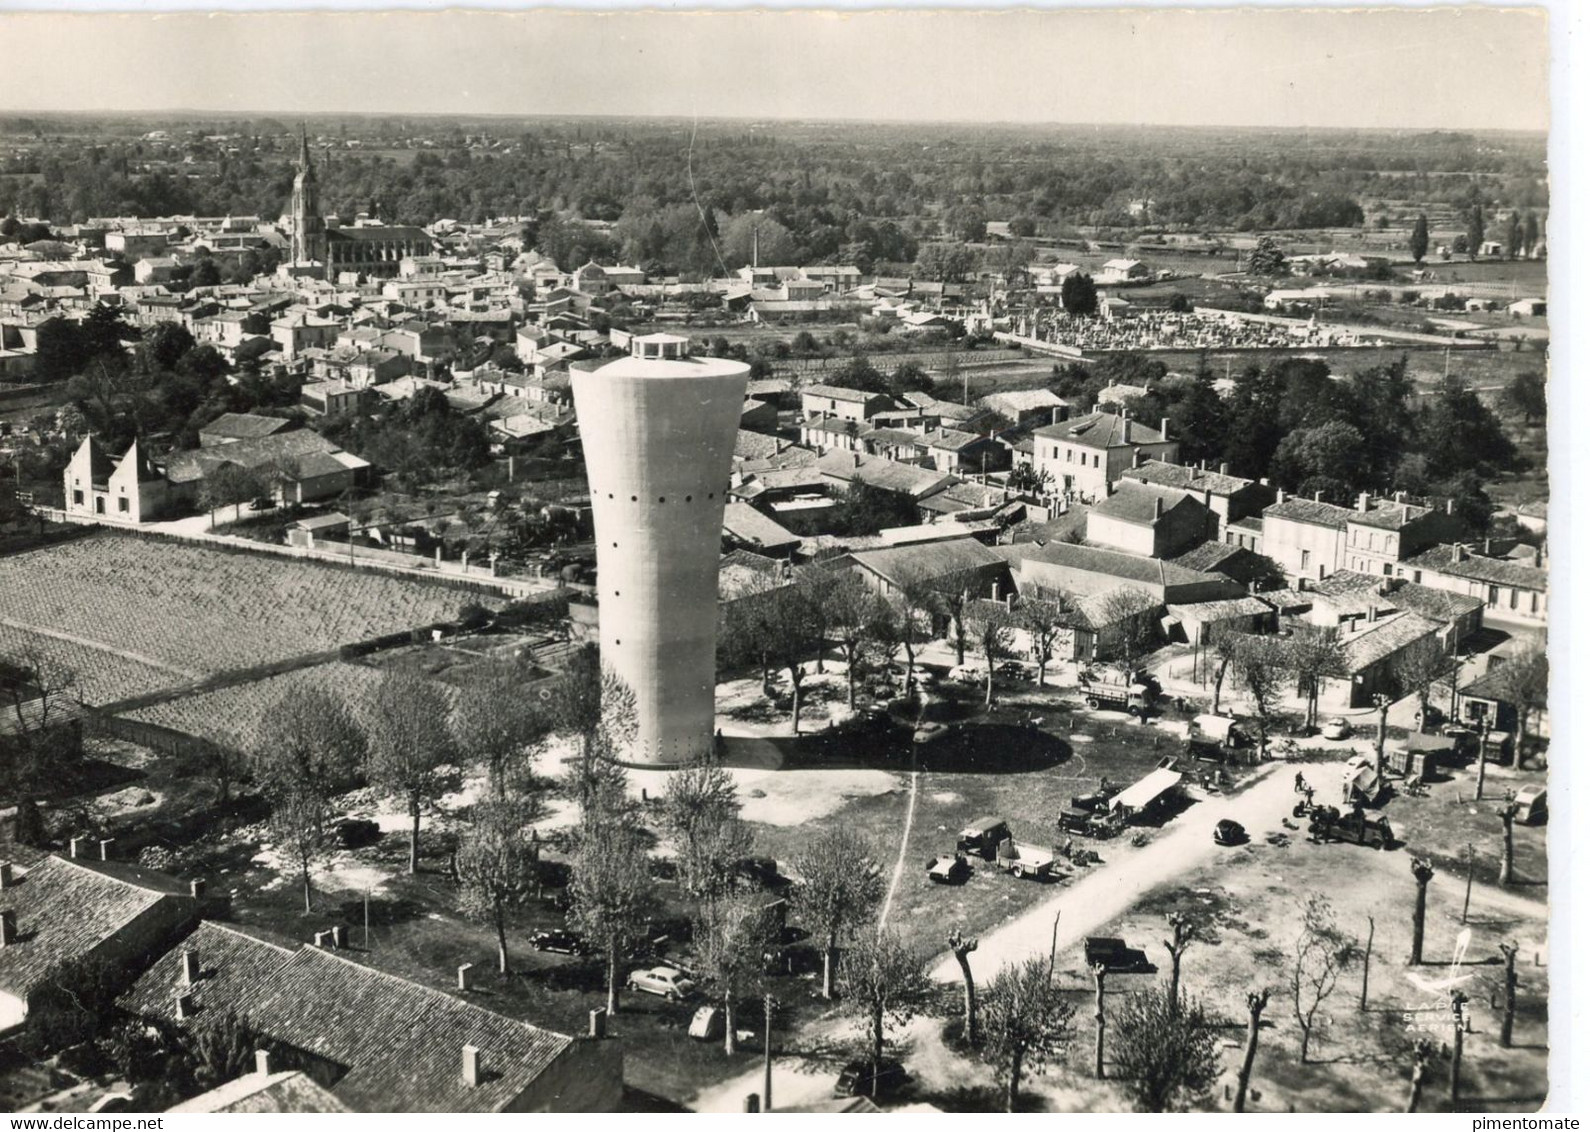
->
xmin=762 ymin=994 xmax=775 ymax=1112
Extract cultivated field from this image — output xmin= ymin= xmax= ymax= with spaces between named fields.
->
xmin=0 ymin=533 xmax=503 ymax=703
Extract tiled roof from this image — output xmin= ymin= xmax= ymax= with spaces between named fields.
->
xmin=1091 ymin=483 xmax=1203 ymax=526
xmin=326 ymin=226 xmax=431 ymax=245
xmin=1346 ymin=499 xmax=1434 ymax=531
xmin=199 ymin=413 xmax=291 ymax=441
xmin=1005 ymin=540 xmax=1223 ymax=589
xmin=1405 ymin=545 xmax=1547 ymax=591
xmin=120 ymin=920 xmax=294 ymax=1024
xmin=1384 ymin=582 xmax=1485 ymax=622
xmin=1032 ymin=412 xmax=1169 ymax=450
xmin=802 ymin=383 xmax=885 ymax=405
xmin=0 ymin=856 xmax=196 ymax=1001
xmin=1311 ymin=570 xmax=1385 ymax=599
xmin=164 ymin=430 xmax=347 ymax=485
xmin=170 ymin=1071 xmax=352 ymax=1113
xmin=1072 ymin=584 xmax=1163 ymax=629
xmin=1121 ymin=459 xmax=1253 ymax=497
xmin=723 ymin=502 xmax=801 ymax=550
xmin=816 ymin=449 xmax=956 ymax=500
xmin=244 ymin=946 xmax=573 ymax=1112
xmin=1341 ymin=612 xmax=1443 ymax=672
xmin=846 ymin=537 xmax=1003 ymax=589
xmin=1165 ymin=595 xmax=1273 ymax=621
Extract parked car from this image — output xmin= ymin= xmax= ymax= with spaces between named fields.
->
xmin=995 ymin=660 xmax=1029 ymax=679
xmin=528 ymin=929 xmax=587 ymax=955
xmin=913 ymin=720 xmax=955 ymax=745
xmin=947 ymin=664 xmax=983 ymax=684
xmin=626 ymin=966 xmax=696 ymax=1001
xmin=926 ymin=852 xmax=972 ymax=885
xmin=1084 ymin=936 xmax=1154 ymax=974
xmin=1213 ymin=819 xmax=1248 ymax=846
xmin=1321 ymin=717 xmax=1352 ymax=741
xmin=834 ymin=1057 xmax=909 ymax=1100
xmin=1513 ymin=785 xmax=1548 ymax=825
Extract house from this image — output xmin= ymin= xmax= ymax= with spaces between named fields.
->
xmin=1456 ymin=653 xmax=1549 ymax=741
xmin=171 ymin=1064 xmax=352 ymax=1113
xmin=1066 ymin=584 xmax=1166 ymax=662
xmin=120 ymin=921 xmax=623 ymax=1112
xmin=800 ymin=415 xmax=864 ymax=454
xmin=1119 ymin=459 xmax=1274 ymax=537
xmin=998 ymin=540 xmax=1244 ymax=606
xmin=978 ymin=388 xmax=1071 ymax=426
xmin=1163 ymin=595 xmax=1274 ymax=647
xmin=164 ymin=429 xmax=370 ymax=507
xmin=922 ymin=427 xmax=1007 ymax=475
xmin=300 ymin=379 xmax=371 ymax=417
xmin=1262 ymin=492 xmax=1459 ymax=585
xmin=740 ymin=397 xmax=779 ymax=434
xmin=134 ymin=257 xmax=180 ymax=285
xmin=1086 ymin=484 xmax=1212 ymax=559
xmin=1031 ymin=412 xmax=1180 ymax=500
xmin=799 ymin=384 xmax=894 ymax=424
xmin=1318 ymin=610 xmax=1446 ymax=710
xmin=722 ymin=502 xmax=802 ymax=558
xmin=1098 ymin=258 xmax=1149 ymax=284
xmin=198 ymin=412 xmax=292 ymax=448
xmin=1302 ymin=571 xmax=1482 ymax=650
xmin=1507 ymin=297 xmax=1546 ymax=318
xmin=63 ymin=436 xmax=172 ymax=522
xmin=1400 ymin=543 xmax=1547 ymax=624
xmin=0 ymin=854 xmax=204 ymax=1031
xmin=839 ymin=537 xmax=1010 ymax=602
xmin=816 ymin=449 xmax=958 ymax=502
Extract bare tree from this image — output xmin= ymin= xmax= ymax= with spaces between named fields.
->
xmin=791 ymin=829 xmax=884 ymax=999
xmin=456 ymin=797 xmax=543 ymax=974
xmin=1498 ymin=942 xmax=1520 ymax=1048
xmin=978 ymin=954 xmax=1077 ymax=1111
xmin=453 ymin=658 xmax=554 ymax=800
xmin=948 ymin=929 xmax=979 ymax=1044
xmin=1162 ymin=910 xmax=1216 ymax=1013
xmin=0 ymin=647 xmax=79 ymax=801
xmin=366 ymin=671 xmax=457 ymax=874
xmin=1497 ymin=802 xmax=1517 ymax=885
xmin=1391 ymin=636 xmax=1451 ymax=734
xmin=250 ymin=687 xmax=368 ymax=913
xmin=1291 ymin=894 xmax=1352 ymax=1063
xmin=569 ymin=814 xmax=656 ymax=1016
xmin=1208 ymin=626 xmax=1243 ymax=714
xmin=968 ymin=601 xmax=1016 ymax=707
xmin=824 ymin=571 xmax=886 ymax=710
xmin=1232 ymin=990 xmax=1269 ymax=1113
xmin=1090 ymin=586 xmax=1159 ymax=669
xmin=553 ymin=644 xmax=638 ymax=815
xmin=838 ymin=928 xmax=931 ymax=1097
xmin=887 ymin=566 xmax=941 ymax=695
xmin=929 ymin=568 xmax=988 ymax=666
xmin=1287 ymin=624 xmax=1347 ymax=731
xmin=696 ymin=894 xmax=779 ymax=1055
xmin=1015 ymin=587 xmax=1070 ymax=687
xmin=1092 ymin=962 xmax=1108 ymax=1078
xmin=1490 ymin=648 xmax=1548 ymax=767
xmin=661 ymin=759 xmax=751 ymax=906
xmin=1409 ymin=857 xmax=1435 ymax=964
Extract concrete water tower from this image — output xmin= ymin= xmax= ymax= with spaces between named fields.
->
xmin=571 ymin=333 xmax=750 ymax=766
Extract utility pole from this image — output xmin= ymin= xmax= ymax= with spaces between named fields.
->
xmin=1498 ymin=943 xmax=1519 ymax=1048
xmin=1461 ymin=843 xmax=1476 ymax=925
xmin=1449 ymin=990 xmax=1468 ymax=1110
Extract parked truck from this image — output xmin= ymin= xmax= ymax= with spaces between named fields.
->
xmin=1077 ymin=666 xmax=1157 ymax=717
xmin=1305 ymin=804 xmax=1394 ymax=849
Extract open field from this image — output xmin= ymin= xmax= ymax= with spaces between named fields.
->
xmin=0 ymin=533 xmax=503 ymax=702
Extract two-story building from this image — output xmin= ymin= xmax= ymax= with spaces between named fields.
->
xmin=1118 ymin=459 xmax=1275 ymax=540
xmin=799 ymin=384 xmax=895 ymax=424
xmin=1086 ymin=483 xmax=1212 ymax=559
xmin=63 ymin=437 xmax=172 ymax=522
xmin=1030 ymin=412 xmax=1180 ymax=500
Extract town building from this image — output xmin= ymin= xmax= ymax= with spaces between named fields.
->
xmin=1030 ymin=412 xmax=1180 ymax=499
xmin=1400 ymin=543 xmax=1547 ymax=624
xmin=1085 ymin=483 xmax=1212 ymax=558
xmin=63 ymin=436 xmax=172 ymax=522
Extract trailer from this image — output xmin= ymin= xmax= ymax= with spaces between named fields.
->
xmin=994 ymin=838 xmax=1057 ymax=880
xmin=1186 ymin=714 xmax=1255 ymax=764
xmin=1341 ymin=755 xmax=1385 ymax=806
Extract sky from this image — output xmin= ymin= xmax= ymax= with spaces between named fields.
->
xmin=0 ymin=7 xmax=1551 ymax=131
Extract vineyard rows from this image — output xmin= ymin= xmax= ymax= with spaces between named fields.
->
xmin=0 ymin=622 xmax=176 ymax=705
xmin=0 ymin=534 xmax=503 ymax=690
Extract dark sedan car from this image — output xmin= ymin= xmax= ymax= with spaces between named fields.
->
xmin=1214 ymin=819 xmax=1249 ymax=846
xmin=528 ymin=929 xmax=588 ymax=955
xmin=834 ymin=1057 xmax=909 ymax=1100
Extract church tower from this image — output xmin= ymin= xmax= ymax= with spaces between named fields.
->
xmin=290 ymin=123 xmax=327 ymax=273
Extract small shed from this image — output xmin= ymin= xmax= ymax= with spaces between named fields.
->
xmin=1109 ymin=767 xmax=1183 ymax=821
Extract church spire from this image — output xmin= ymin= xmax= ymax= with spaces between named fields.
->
xmin=298 ymin=121 xmax=312 ymax=174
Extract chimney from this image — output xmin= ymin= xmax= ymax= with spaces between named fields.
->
xmin=1160 ymin=417 xmax=1170 ymax=440
xmin=1005 ymin=592 xmax=1015 ymax=610
xmin=462 ymin=1044 xmax=481 ymax=1088
xmin=99 ymin=838 xmax=114 ymax=861
xmin=1394 ymin=490 xmax=1406 ymax=504
xmin=1445 ymin=498 xmax=1454 ymax=515
xmin=1050 ymin=405 xmax=1064 ymax=425
xmin=589 ymin=1008 xmax=608 ymax=1039
xmin=990 ymin=581 xmax=999 ymax=600
xmin=0 ymin=863 xmax=12 ymax=890
xmin=1356 ymin=493 xmax=1370 ymax=513
xmin=1451 ymin=544 xmax=1465 ymax=564
xmin=1367 ymin=606 xmax=1378 ymax=624
xmin=1132 ymin=447 xmax=1144 ymax=469
xmin=1483 ymin=537 xmax=1492 ymax=556
xmin=189 ymin=879 xmax=206 ymax=899
xmin=1258 ymin=476 xmax=1270 ymax=487
xmin=69 ymin=836 xmax=86 ymax=859
xmin=457 ymin=962 xmax=474 ymax=991
xmin=0 ymin=910 xmax=15 ymax=947
xmin=1313 ymin=490 xmax=1324 ymax=502
xmin=255 ymin=1050 xmax=272 ymax=1077
xmin=1202 ymin=489 xmax=1212 ymax=509
xmin=745 ymin=1096 xmax=762 ymax=1113
xmin=181 ymin=948 xmax=201 ymax=986
xmin=175 ymin=992 xmax=196 ymax=1021
xmin=1401 ymin=506 xmax=1410 ymax=524
xmin=1153 ymin=497 xmax=1164 ymax=519
xmin=1276 ymin=489 xmax=1286 ymax=504
xmin=313 ymin=930 xmax=333 ymax=948
xmin=1220 ymin=462 xmax=1230 ymax=476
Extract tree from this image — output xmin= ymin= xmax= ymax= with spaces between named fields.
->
xmin=1466 ymin=205 xmax=1485 ymax=261
xmin=1409 ymin=857 xmax=1435 ymax=965
xmin=198 ymin=463 xmax=265 ymax=525
xmin=1015 ymin=588 xmax=1069 ymax=688
xmin=661 ymin=758 xmax=751 ymax=906
xmin=140 ymin=321 xmax=196 ymax=371
xmin=978 ymin=955 xmax=1076 ymax=1111
xmin=366 ymin=671 xmax=457 ymax=874
xmin=189 ymin=259 xmax=223 ymax=288
xmin=1247 ymin=236 xmax=1288 ymax=277
xmin=1390 ymin=636 xmax=1450 ymax=734
xmin=569 ymin=813 xmax=656 ymax=1016
xmin=914 ymin=242 xmax=974 ymax=283
xmin=1502 ymin=372 xmax=1546 ymax=426
xmin=553 ymin=644 xmax=638 ymax=815
xmin=948 ymin=929 xmax=979 ymax=1045
xmin=968 ymin=600 xmax=1015 ymax=707
xmin=1006 ymin=463 xmax=1054 ymax=497
xmin=250 ymin=687 xmax=367 ymax=912
xmin=1092 ymin=586 xmax=1159 ymax=670
xmin=0 ymin=647 xmax=79 ymax=801
xmin=1410 ymin=214 xmax=1430 ymax=263
xmin=453 ymin=658 xmax=553 ymax=799
xmin=1273 ymin=422 xmax=1367 ymax=502
xmin=1060 ymin=272 xmax=1099 ymax=316
xmin=1232 ymin=636 xmax=1286 ymax=756
xmin=696 ymin=894 xmax=778 ymax=1055
xmin=1523 ymin=211 xmax=1539 ymax=255
xmin=456 ymin=798 xmax=542 ymax=974
xmin=1489 ymin=648 xmax=1547 ymax=767
xmin=1287 ymin=625 xmax=1348 ymax=731
xmin=790 ymin=829 xmax=884 ymax=1000
xmin=824 ymin=572 xmax=885 ymax=711
xmin=1113 ymin=985 xmax=1221 ymax=1112
xmin=1406 ymin=1038 xmax=1436 ymax=1112
xmin=1232 ymin=990 xmax=1269 ymax=1113
xmin=1162 ymin=911 xmax=1216 ymax=1012
xmin=1497 ymin=803 xmax=1517 ymax=885
xmin=764 ymin=575 xmax=825 ymax=734
xmin=838 ymin=928 xmax=931 ymax=1095
xmin=1506 ymin=212 xmax=1524 ymax=259
xmin=1291 ymin=893 xmax=1352 ymax=1063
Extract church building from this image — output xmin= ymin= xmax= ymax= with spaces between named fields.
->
xmin=288 ymin=126 xmax=432 ymax=281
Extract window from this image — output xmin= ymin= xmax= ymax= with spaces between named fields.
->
xmin=1092 ymin=455 xmax=1099 ymax=468
xmin=1510 ymin=588 xmax=1519 ymax=611
xmin=72 ymin=489 xmax=83 ymax=505
xmin=117 ymin=497 xmax=129 ymax=513
xmin=1413 ymin=570 xmax=1423 ymax=584
xmin=1382 ymin=563 xmax=1392 ymax=576
xmin=1066 ymin=448 xmax=1073 ymax=464
xmin=1487 ymin=585 xmax=1499 ymax=607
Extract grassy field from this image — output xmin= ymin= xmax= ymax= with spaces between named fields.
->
xmin=0 ymin=533 xmax=503 ymax=702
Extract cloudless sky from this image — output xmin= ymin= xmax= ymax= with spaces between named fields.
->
xmin=0 ymin=8 xmax=1549 ymax=131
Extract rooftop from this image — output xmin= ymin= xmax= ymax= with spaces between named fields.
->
xmin=1405 ymin=544 xmax=1548 ymax=591
xmin=1032 ymin=411 xmax=1170 ymax=450
xmin=1121 ymin=459 xmax=1254 ymax=497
